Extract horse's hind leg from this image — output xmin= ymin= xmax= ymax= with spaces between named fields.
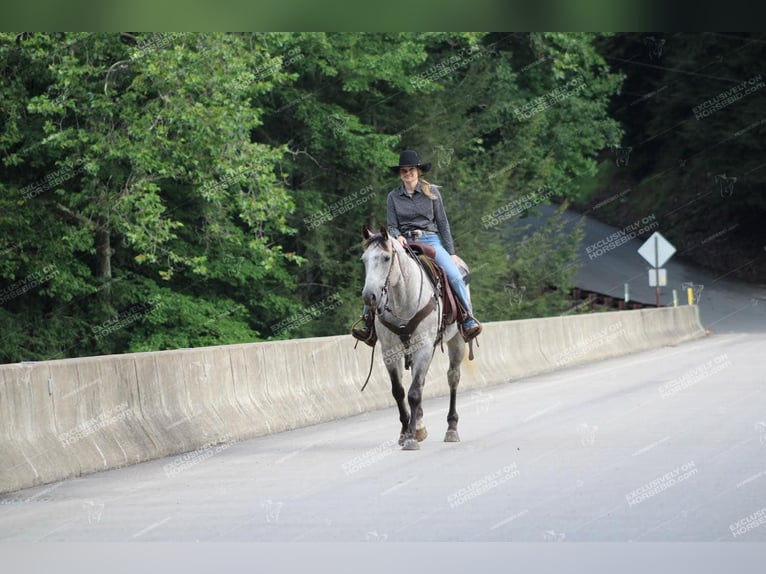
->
xmin=444 ymin=335 xmax=465 ymax=443
xmin=387 ymin=363 xmax=409 ymax=446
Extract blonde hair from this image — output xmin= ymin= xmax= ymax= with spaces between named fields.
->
xmin=417 ymin=169 xmax=436 ymax=200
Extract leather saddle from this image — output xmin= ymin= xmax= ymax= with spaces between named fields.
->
xmin=407 ymin=242 xmax=469 ymax=327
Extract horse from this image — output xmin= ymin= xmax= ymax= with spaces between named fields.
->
xmin=360 ymin=226 xmax=466 ymax=450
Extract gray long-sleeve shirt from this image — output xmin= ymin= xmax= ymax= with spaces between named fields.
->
xmin=386 ymin=182 xmax=456 ymax=255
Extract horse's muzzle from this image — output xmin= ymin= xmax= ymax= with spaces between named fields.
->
xmin=362 ymin=290 xmax=379 ymax=308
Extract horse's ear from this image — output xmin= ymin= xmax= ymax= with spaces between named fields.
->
xmin=362 ymin=226 xmax=371 ymax=240
xmin=380 ymin=226 xmax=388 ymax=240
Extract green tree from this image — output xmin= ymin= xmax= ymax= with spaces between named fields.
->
xmin=0 ymin=32 xmax=301 ymax=362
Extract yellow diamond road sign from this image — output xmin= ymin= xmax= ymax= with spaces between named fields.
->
xmin=638 ymin=231 xmax=676 ymax=268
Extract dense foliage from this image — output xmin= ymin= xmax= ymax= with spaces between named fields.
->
xmin=0 ymin=32 xmax=624 ymax=362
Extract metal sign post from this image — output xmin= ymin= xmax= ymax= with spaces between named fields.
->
xmin=638 ymin=231 xmax=676 ymax=307
xmin=654 ymin=235 xmax=660 ymax=307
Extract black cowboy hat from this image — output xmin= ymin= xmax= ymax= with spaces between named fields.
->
xmin=389 ymin=150 xmax=431 ymax=175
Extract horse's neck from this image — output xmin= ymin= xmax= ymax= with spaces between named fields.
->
xmin=388 ymin=246 xmax=432 ymax=314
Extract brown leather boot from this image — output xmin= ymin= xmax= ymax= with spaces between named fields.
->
xmin=351 ymin=313 xmax=377 ymax=347
xmin=460 ymin=316 xmax=482 ymax=341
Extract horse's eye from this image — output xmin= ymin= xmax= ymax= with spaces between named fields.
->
xmin=383 ymin=255 xmax=391 ymax=262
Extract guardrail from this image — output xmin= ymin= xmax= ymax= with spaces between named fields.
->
xmin=0 ymin=305 xmax=705 ymax=494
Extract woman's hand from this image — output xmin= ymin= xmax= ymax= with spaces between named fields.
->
xmin=397 ymin=235 xmax=408 ymax=247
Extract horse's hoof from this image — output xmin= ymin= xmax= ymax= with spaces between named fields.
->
xmin=398 ymin=433 xmax=406 ymax=446
xmin=415 ymin=427 xmax=428 ymax=442
xmin=402 ymin=438 xmax=420 ymax=450
xmin=444 ymin=430 xmax=460 ymax=443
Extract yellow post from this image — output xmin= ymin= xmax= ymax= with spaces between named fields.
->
xmin=687 ymin=287 xmax=694 ymax=305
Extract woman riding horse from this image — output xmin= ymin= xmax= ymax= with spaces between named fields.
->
xmin=352 ymin=150 xmax=482 ymax=346
xmin=359 ymin=225 xmax=466 ymax=448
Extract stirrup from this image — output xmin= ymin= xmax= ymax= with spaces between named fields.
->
xmin=351 ymin=315 xmax=377 ymax=348
xmin=459 ymin=317 xmax=482 ymax=342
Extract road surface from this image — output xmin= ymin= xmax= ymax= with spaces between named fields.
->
xmin=1 ymin=330 xmax=765 ymax=542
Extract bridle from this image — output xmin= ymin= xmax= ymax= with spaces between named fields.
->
xmin=378 ymin=247 xmax=417 ymax=319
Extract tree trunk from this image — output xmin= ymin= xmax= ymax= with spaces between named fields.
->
xmin=95 ymin=228 xmax=114 ymax=294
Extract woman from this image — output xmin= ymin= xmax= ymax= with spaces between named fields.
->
xmin=352 ymin=150 xmax=482 ymax=345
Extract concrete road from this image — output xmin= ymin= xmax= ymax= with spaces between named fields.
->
xmin=2 ymin=331 xmax=765 ymax=542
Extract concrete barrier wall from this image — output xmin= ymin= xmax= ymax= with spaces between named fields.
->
xmin=0 ymin=305 xmax=705 ymax=494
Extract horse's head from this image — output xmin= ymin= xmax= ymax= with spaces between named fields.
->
xmin=361 ymin=226 xmax=398 ymax=310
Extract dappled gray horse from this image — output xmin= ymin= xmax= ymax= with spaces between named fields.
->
xmin=361 ymin=226 xmax=466 ymax=450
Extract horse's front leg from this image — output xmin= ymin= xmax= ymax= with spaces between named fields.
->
xmin=385 ymin=361 xmax=409 ymax=446
xmin=402 ymin=349 xmax=434 ymax=450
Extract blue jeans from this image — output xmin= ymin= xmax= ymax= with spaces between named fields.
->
xmin=362 ymin=235 xmax=473 ymax=318
xmin=410 ymin=234 xmax=473 ymax=316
